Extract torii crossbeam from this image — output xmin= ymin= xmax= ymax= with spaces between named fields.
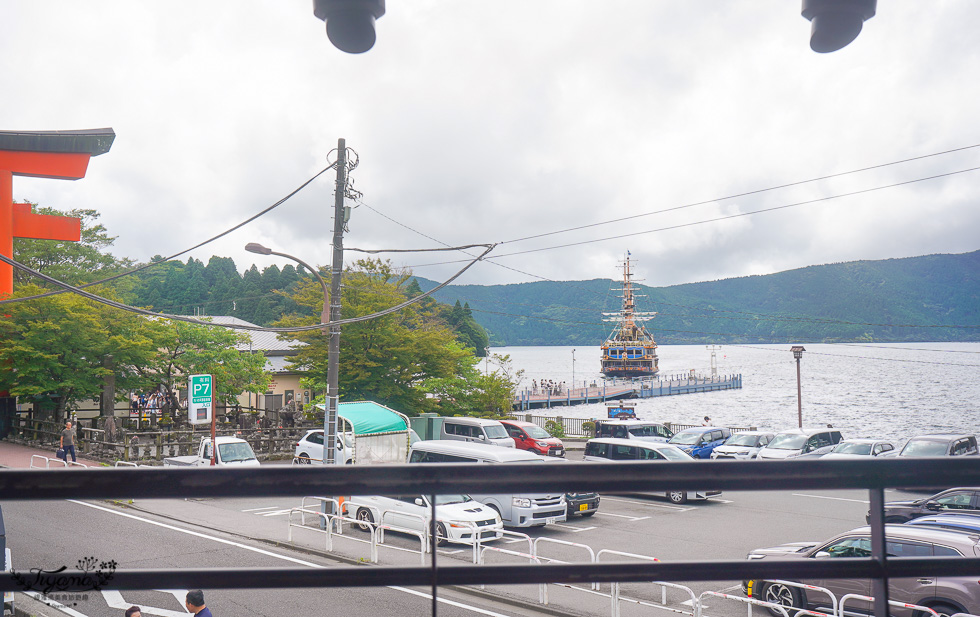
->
xmin=0 ymin=128 xmax=115 ymax=297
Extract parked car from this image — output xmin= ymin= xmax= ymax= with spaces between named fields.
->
xmin=499 ymin=419 xmax=565 ymax=456
xmin=440 ymin=417 xmax=515 ymax=448
xmin=898 ymin=434 xmax=979 ymax=458
xmin=540 ymin=457 xmax=600 ymax=517
xmin=756 ymin=427 xmax=843 ymax=460
xmin=745 ymin=524 xmax=980 ymax=617
xmin=905 ymin=512 xmax=980 ymax=535
xmin=583 ymin=437 xmax=723 ymax=504
xmin=710 ymin=431 xmax=774 ymax=459
xmin=869 ymin=487 xmax=980 ymax=523
xmin=348 ymin=493 xmax=503 ymax=545
xmin=164 ymin=436 xmax=260 ymax=467
xmin=593 ymin=419 xmax=673 ymax=443
xmin=667 ymin=427 xmax=731 ymax=459
xmin=294 ymin=429 xmax=355 ymax=464
xmin=819 ymin=438 xmax=896 ymax=460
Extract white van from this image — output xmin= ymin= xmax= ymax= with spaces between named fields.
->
xmin=408 ymin=441 xmax=566 ymax=527
xmin=440 ymin=417 xmax=515 ymax=448
xmin=583 ymin=437 xmax=723 ymax=504
xmin=593 ymin=419 xmax=673 ymax=443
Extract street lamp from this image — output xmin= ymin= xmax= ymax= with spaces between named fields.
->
xmin=571 ymin=349 xmax=576 ymax=390
xmin=791 ymin=346 xmax=806 ymax=428
xmin=246 ymin=242 xmax=333 ymax=462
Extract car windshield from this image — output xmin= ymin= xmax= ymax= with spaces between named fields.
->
xmin=657 ymin=446 xmax=693 ymax=461
xmin=668 ymin=431 xmax=703 ymax=445
xmin=217 ymin=442 xmax=256 ymax=463
xmin=901 ymin=439 xmax=949 ymax=457
xmin=524 ymin=425 xmax=551 ymax=439
xmin=833 ymin=442 xmax=872 ymax=455
xmin=482 ymin=425 xmax=507 ymax=439
xmin=768 ymin=434 xmax=807 ymax=450
xmin=628 ymin=425 xmax=663 ymax=437
xmin=726 ymin=434 xmax=760 ymax=446
xmin=434 ymin=494 xmax=471 ymax=505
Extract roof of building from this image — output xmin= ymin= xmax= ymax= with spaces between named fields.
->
xmin=201 ymin=316 xmax=304 ymax=353
xmin=0 ymin=128 xmax=115 ymax=156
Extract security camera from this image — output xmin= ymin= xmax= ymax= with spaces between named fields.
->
xmin=801 ymin=0 xmax=876 ymax=53
xmin=313 ymin=0 xmax=386 ymax=54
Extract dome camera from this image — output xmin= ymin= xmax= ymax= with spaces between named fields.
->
xmin=801 ymin=0 xmax=876 ymax=53
xmin=313 ymin=0 xmax=386 ymax=54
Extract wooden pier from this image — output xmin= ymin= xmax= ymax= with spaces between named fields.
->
xmin=514 ymin=374 xmax=742 ymax=410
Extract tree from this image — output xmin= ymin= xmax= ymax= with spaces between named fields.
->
xmin=469 ymin=353 xmax=523 ymax=417
xmin=0 ymin=285 xmax=158 ymax=422
xmin=12 ymin=205 xmax=132 ymax=286
xmin=277 ymin=258 xmax=481 ymax=415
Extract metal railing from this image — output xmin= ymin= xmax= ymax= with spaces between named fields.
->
xmin=2 ymin=458 xmax=980 ymax=617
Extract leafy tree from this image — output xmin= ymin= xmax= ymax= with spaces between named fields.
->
xmin=468 ymin=353 xmax=523 ymax=417
xmin=277 ymin=258 xmax=481 ymax=415
xmin=11 ymin=205 xmax=133 ymax=287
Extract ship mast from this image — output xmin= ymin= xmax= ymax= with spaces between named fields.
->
xmin=602 ymin=254 xmax=657 ymax=341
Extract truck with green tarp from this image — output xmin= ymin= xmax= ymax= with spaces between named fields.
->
xmin=298 ymin=400 xmax=412 ymax=464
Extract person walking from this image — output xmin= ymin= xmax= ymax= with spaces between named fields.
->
xmin=60 ymin=420 xmax=77 ymax=463
xmin=185 ymin=590 xmax=212 ymax=617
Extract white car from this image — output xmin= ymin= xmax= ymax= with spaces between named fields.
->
xmin=710 ymin=431 xmax=775 ymax=459
xmin=348 ymin=494 xmax=504 ymax=545
xmin=293 ymin=429 xmax=354 ymax=464
xmin=818 ymin=438 xmax=896 ymax=460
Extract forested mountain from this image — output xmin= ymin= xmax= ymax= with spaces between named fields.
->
xmin=413 ymin=250 xmax=980 ymax=345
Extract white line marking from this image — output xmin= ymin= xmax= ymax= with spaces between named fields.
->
xmin=549 ymin=523 xmax=596 ymax=532
xmin=66 ymin=500 xmax=513 ymax=616
xmin=505 ymin=538 xmax=527 ymax=544
xmin=241 ymin=506 xmax=281 ymax=512
xmin=103 ymin=589 xmax=189 ymax=617
xmin=259 ymin=509 xmax=295 ymax=517
xmin=718 ymin=584 xmax=743 ymax=593
xmin=713 ymin=499 xmax=734 ymax=504
xmin=438 ymin=549 xmax=464 ymax=555
xmin=792 ymin=493 xmax=869 ymax=504
xmin=595 ymin=511 xmax=651 ymax=521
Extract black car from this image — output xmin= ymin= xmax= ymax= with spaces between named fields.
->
xmin=868 ymin=487 xmax=980 ymax=523
xmin=565 ymin=492 xmax=600 ymax=517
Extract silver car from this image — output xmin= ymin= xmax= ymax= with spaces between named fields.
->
xmin=745 ymin=525 xmax=980 ymax=617
xmin=710 ymin=431 xmax=775 ymax=459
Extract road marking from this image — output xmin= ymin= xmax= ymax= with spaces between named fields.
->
xmin=598 ymin=496 xmax=692 ymax=511
xmin=67 ymin=500 xmax=515 ymax=617
xmin=103 ymin=589 xmax=188 ymax=617
xmin=505 ymin=538 xmax=527 ymax=544
xmin=549 ymin=523 xmax=596 ymax=532
xmin=242 ymin=506 xmax=281 ymax=512
xmin=712 ymin=499 xmax=734 ymax=504
xmin=259 ymin=509 xmax=295 ymax=517
xmin=438 ymin=549 xmax=464 ymax=555
xmin=595 ymin=511 xmax=651 ymax=521
xmin=792 ymin=493 xmax=869 ymax=504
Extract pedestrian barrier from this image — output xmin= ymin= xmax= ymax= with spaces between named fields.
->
xmin=839 ymin=593 xmax=940 ymax=617
xmin=533 ymin=537 xmax=598 ymax=589
xmin=598 ymin=549 xmax=664 ymax=617
xmin=478 ymin=546 xmax=547 ymax=604
xmin=29 ymin=455 xmax=66 ymax=469
xmin=697 ymin=590 xmax=790 ymax=617
xmin=287 ymin=508 xmax=333 ymax=552
xmin=749 ymin=580 xmax=838 ymax=617
xmin=114 ymin=461 xmax=140 ymax=467
xmin=300 ymin=496 xmax=342 ymax=527
xmin=375 ymin=519 xmax=428 ymax=564
xmin=67 ymin=460 xmax=88 ymax=468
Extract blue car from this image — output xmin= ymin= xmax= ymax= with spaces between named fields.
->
xmin=905 ymin=513 xmax=980 ymax=534
xmin=667 ymin=427 xmax=732 ymax=459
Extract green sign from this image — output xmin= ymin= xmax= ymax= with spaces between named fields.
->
xmin=189 ymin=374 xmax=212 ymax=405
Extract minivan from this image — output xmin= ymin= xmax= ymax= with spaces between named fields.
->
xmin=440 ymin=417 xmax=515 ymax=448
xmin=583 ymin=437 xmax=723 ymax=504
xmin=757 ymin=427 xmax=843 ymax=460
xmin=593 ymin=420 xmax=673 ymax=443
xmin=408 ymin=441 xmax=567 ymax=527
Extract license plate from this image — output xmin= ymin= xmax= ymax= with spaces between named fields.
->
xmin=555 ymin=449 xmax=563 ymax=456
xmin=546 ymin=517 xmax=560 ymax=524
xmin=579 ymin=503 xmax=588 ymax=511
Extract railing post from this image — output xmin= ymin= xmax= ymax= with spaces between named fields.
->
xmin=869 ymin=487 xmax=889 ymax=617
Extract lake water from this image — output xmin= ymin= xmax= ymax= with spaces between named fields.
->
xmin=494 ymin=343 xmax=980 ymax=445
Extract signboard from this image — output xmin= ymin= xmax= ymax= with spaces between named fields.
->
xmin=188 ymin=374 xmax=212 ymax=425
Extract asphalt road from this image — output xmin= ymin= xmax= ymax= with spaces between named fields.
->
xmin=4 ymin=460 xmax=933 ymax=617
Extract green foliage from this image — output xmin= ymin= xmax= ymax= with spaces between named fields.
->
xmin=544 ymin=420 xmax=566 ymax=439
xmin=468 ymin=353 xmax=524 ymax=417
xmin=582 ymin=421 xmax=595 ymax=438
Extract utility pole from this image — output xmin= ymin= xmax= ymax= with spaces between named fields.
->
xmin=325 ymin=139 xmax=347 ymax=465
xmin=791 ymin=346 xmax=806 ymax=428
xmin=706 ymin=345 xmax=721 ymax=379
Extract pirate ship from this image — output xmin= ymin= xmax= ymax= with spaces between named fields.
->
xmin=600 ymin=255 xmax=660 ymax=378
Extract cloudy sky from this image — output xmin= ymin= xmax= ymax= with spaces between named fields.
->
xmin=3 ymin=1 xmax=979 ymax=289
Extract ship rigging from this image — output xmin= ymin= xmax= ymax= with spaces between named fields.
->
xmin=600 ymin=255 xmax=660 ymax=378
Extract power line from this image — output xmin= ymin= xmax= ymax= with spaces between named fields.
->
xmin=728 ymin=343 xmax=980 ymax=368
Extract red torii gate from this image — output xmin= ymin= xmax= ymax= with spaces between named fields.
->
xmin=0 ymin=128 xmax=115 ymax=297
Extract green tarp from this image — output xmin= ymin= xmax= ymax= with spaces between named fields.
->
xmin=315 ymin=400 xmax=408 ymax=436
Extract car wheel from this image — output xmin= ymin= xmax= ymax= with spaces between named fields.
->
xmin=667 ymin=491 xmax=688 ymax=505
xmin=436 ymin=522 xmax=449 ymax=547
xmin=355 ymin=508 xmax=374 ymax=532
xmin=921 ymin=603 xmax=961 ymax=617
xmin=297 ymin=453 xmax=311 ymax=464
xmin=762 ymin=582 xmax=803 ymax=617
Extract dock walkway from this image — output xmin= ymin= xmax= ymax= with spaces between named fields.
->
xmin=514 ymin=374 xmax=742 ymax=410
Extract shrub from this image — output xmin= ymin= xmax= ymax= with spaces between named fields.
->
xmin=581 ymin=421 xmax=595 ymax=438
xmin=544 ymin=420 xmax=566 ymax=439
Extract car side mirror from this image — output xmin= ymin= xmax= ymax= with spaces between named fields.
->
xmin=925 ymin=500 xmax=942 ymax=510
xmin=414 ymin=498 xmax=425 ymax=507
xmin=814 ymin=550 xmax=831 ymax=559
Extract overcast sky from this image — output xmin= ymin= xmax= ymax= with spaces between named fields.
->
xmin=3 ymin=1 xmax=979 ymax=290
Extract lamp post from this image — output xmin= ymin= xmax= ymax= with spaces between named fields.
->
xmin=791 ymin=346 xmax=806 ymax=428
xmin=245 ymin=242 xmax=332 ymax=456
xmin=571 ymin=349 xmax=576 ymax=390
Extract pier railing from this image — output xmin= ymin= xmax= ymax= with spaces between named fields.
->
xmin=508 ymin=412 xmax=756 ymax=438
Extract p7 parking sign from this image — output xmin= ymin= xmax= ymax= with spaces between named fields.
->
xmin=188 ymin=374 xmax=212 ymax=425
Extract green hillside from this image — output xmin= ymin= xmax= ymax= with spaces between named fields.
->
xmin=413 ymin=250 xmax=980 ymax=345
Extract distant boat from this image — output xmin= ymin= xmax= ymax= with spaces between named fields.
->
xmin=600 ymin=255 xmax=660 ymax=379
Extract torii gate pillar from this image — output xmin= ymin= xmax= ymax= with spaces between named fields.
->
xmin=0 ymin=128 xmax=115 ymax=297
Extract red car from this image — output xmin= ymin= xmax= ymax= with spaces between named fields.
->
xmin=500 ymin=420 xmax=565 ymax=457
